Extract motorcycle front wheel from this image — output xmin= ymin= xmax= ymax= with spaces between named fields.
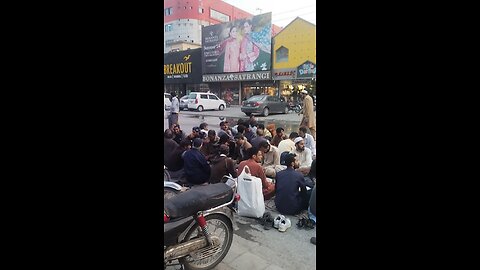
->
xmin=179 ymin=214 xmax=233 ymax=270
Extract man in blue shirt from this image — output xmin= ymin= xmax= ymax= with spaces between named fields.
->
xmin=274 ymin=153 xmax=309 ymax=215
xmin=182 ymin=138 xmax=211 ymax=185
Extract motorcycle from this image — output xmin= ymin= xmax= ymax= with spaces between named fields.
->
xmin=164 ymin=165 xmax=184 ymax=200
xmin=288 ymin=102 xmax=302 ymax=113
xmin=164 ymin=178 xmax=239 ymax=270
xmin=164 ymin=166 xmax=235 ymax=201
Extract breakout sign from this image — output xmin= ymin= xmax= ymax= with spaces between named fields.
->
xmin=202 ymin=13 xmax=272 ymax=74
xmin=163 ymin=48 xmax=202 ymax=83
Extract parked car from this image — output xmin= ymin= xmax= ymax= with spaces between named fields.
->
xmin=164 ymin=93 xmax=171 ymax=111
xmin=241 ymin=95 xmax=289 ymax=117
xmin=187 ymin=92 xmax=226 ymax=112
xmin=179 ymin=95 xmax=189 ymax=110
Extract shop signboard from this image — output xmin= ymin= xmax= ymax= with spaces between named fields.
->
xmin=272 ymin=68 xmax=296 ymax=80
xmin=203 ymin=71 xmax=271 ymax=82
xmin=202 ymin=13 xmax=272 ymax=74
xmin=296 ymin=61 xmax=316 ymax=78
xmin=164 ymin=48 xmax=202 ymax=83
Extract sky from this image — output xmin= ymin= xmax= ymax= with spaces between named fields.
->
xmin=222 ymin=0 xmax=316 ymax=28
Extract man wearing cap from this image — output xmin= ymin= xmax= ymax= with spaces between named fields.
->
xmin=299 ymin=90 xmax=316 ymax=140
xmin=169 ymin=92 xmax=180 ymax=129
xmin=182 ymin=138 xmax=211 ymax=185
xmin=274 ymin=153 xmax=309 ymax=215
xmin=291 ymin=137 xmax=313 ymax=175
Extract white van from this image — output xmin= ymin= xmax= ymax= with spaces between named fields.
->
xmin=164 ymin=93 xmax=172 ymax=111
xmin=187 ymin=92 xmax=226 ymax=112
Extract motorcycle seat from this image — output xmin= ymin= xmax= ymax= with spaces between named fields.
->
xmin=164 ymin=183 xmax=233 ymax=219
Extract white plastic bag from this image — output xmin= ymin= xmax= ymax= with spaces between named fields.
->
xmin=237 ymin=165 xmax=265 ymax=218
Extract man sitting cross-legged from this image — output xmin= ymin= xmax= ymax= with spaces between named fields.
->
xmin=237 ymin=147 xmax=275 ymax=200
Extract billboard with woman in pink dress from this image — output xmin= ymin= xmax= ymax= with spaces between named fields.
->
xmin=202 ymin=13 xmax=272 ymax=74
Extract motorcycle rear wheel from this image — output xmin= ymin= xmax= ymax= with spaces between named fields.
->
xmin=179 ymin=214 xmax=233 ymax=270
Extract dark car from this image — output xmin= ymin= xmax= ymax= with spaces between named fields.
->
xmin=179 ymin=95 xmax=189 ymax=110
xmin=241 ymin=95 xmax=289 ymax=117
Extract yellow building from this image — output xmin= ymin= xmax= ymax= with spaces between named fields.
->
xmin=272 ymin=17 xmax=316 ymax=102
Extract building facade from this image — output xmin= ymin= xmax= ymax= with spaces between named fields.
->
xmin=164 ymin=48 xmax=207 ymax=97
xmin=163 ymin=0 xmax=282 ymax=53
xmin=272 ymin=17 xmax=316 ymax=103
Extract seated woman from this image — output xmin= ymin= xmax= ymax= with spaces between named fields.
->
xmin=209 ymin=145 xmax=238 ymax=184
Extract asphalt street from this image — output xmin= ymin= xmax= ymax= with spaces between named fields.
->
xmin=164 ymin=106 xmax=308 ymax=136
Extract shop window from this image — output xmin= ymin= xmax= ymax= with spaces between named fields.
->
xmin=164 ymin=7 xmax=173 ymax=16
xmin=276 ymin=46 xmax=288 ymax=63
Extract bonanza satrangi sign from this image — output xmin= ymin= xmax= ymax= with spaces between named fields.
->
xmin=164 ymin=49 xmax=202 ymax=83
xmin=203 ymin=71 xmax=271 ymax=82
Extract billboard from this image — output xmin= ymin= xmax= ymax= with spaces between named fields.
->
xmin=164 ymin=48 xmax=202 ymax=84
xmin=202 ymin=12 xmax=272 ymax=74
xmin=296 ymin=61 xmax=316 ymax=78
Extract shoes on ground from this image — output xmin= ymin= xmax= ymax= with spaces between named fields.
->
xmin=260 ymin=212 xmax=274 ymax=230
xmin=297 ymin=217 xmax=315 ymax=230
xmin=278 ymin=217 xmax=291 ymax=232
xmin=273 ymin=214 xmax=285 ymax=229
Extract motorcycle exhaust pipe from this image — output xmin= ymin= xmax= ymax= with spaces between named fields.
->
xmin=164 ymin=236 xmax=220 ymax=261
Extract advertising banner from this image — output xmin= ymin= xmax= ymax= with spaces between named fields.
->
xmin=296 ymin=61 xmax=316 ymax=78
xmin=272 ymin=68 xmax=297 ymax=80
xmin=202 ymin=13 xmax=272 ymax=74
xmin=164 ymin=48 xmax=202 ymax=83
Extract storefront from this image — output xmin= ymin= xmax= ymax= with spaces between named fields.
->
xmin=164 ymin=48 xmax=203 ymax=98
xmin=272 ymin=17 xmax=316 ymax=103
xmin=274 ymin=61 xmax=316 ymax=103
xmin=202 ymin=71 xmax=274 ymax=105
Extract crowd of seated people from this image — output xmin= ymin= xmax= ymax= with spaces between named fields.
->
xmin=164 ymin=118 xmax=317 ymax=217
